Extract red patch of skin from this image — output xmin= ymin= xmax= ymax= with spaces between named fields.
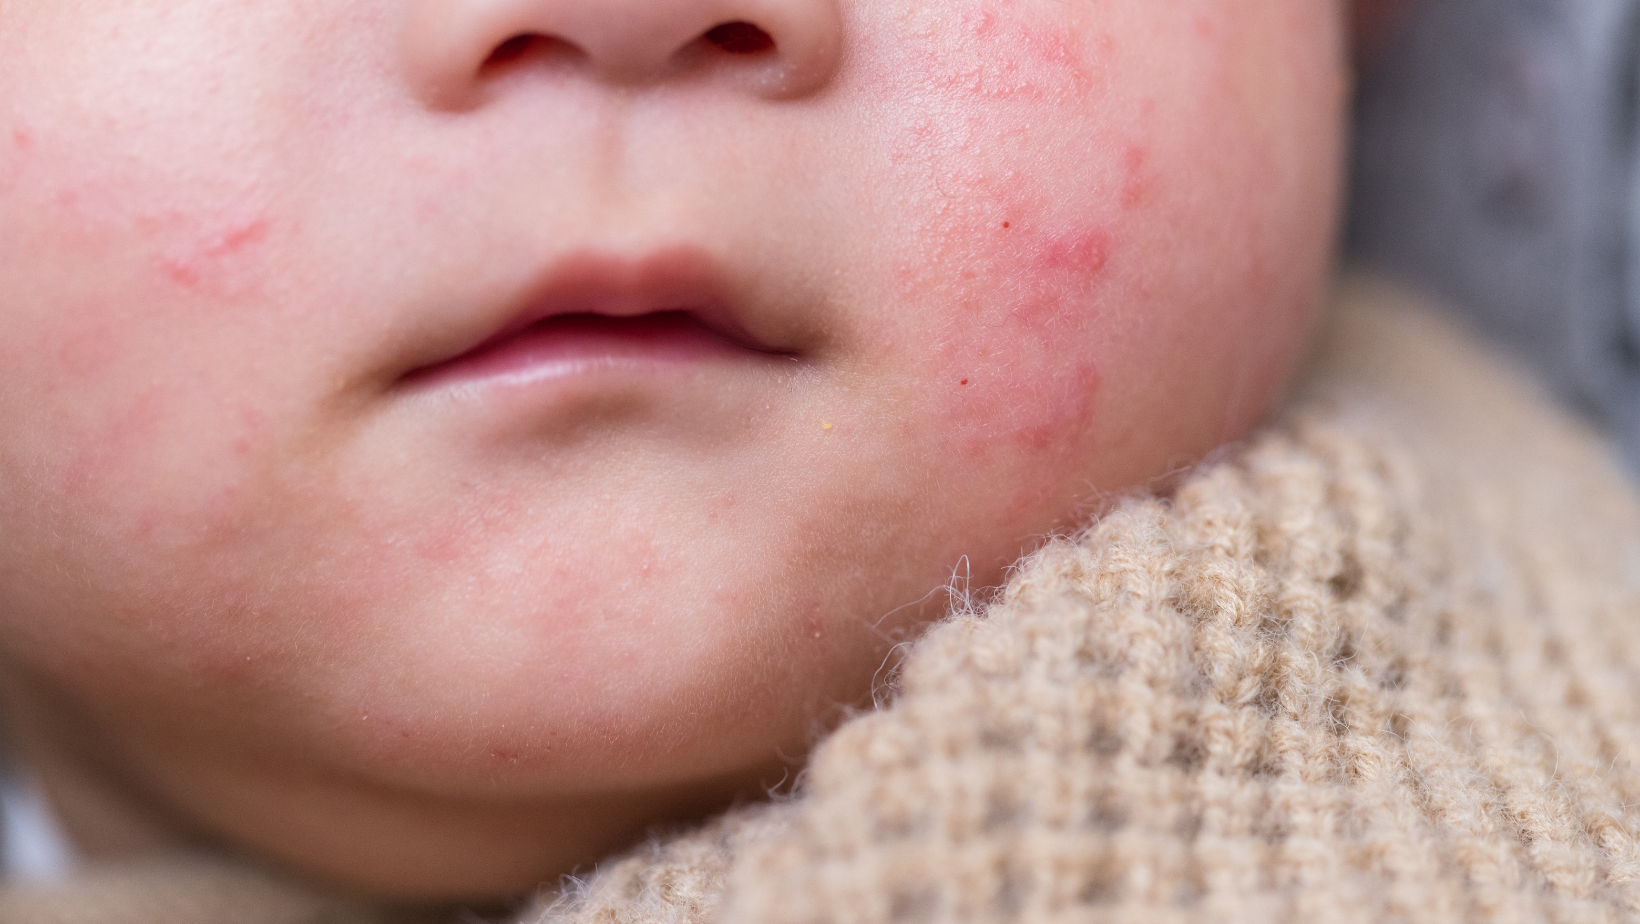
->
xmin=901 ymin=200 xmax=1113 ymax=460
xmin=27 ymin=157 xmax=279 ymax=308
xmin=1120 ymin=145 xmax=1151 ymax=211
xmin=704 ymin=492 xmax=737 ymax=523
xmin=1028 ymin=226 xmax=1112 ymax=278
xmin=158 ymin=212 xmax=272 ymax=294
xmin=931 ymin=2 xmax=1097 ymax=103
xmin=410 ymin=488 xmax=529 ymax=569
xmin=883 ymin=161 xmax=1129 ymax=461
xmin=860 ymin=1 xmax=1179 ymax=521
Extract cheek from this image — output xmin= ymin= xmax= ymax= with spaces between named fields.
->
xmin=849 ymin=0 xmax=1340 ymax=503
xmin=0 ymin=122 xmax=33 ymax=198
xmin=860 ymin=2 xmax=1142 ymax=463
xmin=23 ymin=203 xmax=279 ymax=494
xmin=0 ymin=123 xmax=304 ymax=586
xmin=902 ymin=1 xmax=1104 ymax=104
xmin=155 ymin=209 xmax=275 ymax=296
xmin=906 ymin=217 xmax=1111 ymax=457
xmin=31 ymin=147 xmax=282 ymax=303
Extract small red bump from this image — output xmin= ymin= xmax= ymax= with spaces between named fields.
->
xmin=1002 ymin=222 xmax=1011 ymax=229
xmin=961 ymin=379 xmax=969 ymax=385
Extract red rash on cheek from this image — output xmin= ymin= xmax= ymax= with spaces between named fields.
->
xmin=864 ymin=1 xmax=1141 ymax=465
xmin=156 ymin=210 xmax=273 ymax=295
xmin=889 ymin=180 xmax=1118 ymax=460
xmin=915 ymin=1 xmax=1101 ymax=103
xmin=934 ymin=215 xmax=1110 ymax=455
xmin=1120 ymin=142 xmax=1152 ymax=211
xmin=30 ymin=154 xmax=277 ymax=301
xmin=1026 ymin=226 xmax=1111 ymax=278
xmin=409 ymin=490 xmax=528 ymax=568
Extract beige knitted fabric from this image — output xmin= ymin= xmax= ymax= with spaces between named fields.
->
xmin=528 ymin=276 xmax=1640 ymax=924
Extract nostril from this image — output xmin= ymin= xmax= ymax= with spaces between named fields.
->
xmin=703 ymin=22 xmax=776 ymax=56
xmin=487 ymin=34 xmax=539 ymax=67
xmin=482 ymin=34 xmax=581 ymax=74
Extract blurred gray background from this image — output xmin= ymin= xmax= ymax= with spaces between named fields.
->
xmin=1350 ymin=0 xmax=1640 ymax=471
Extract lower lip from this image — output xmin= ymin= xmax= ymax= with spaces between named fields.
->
xmin=405 ymin=312 xmax=765 ymax=390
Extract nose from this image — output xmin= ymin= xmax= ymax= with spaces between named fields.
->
xmin=403 ymin=0 xmax=844 ymax=107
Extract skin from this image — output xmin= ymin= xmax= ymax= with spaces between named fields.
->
xmin=0 ymin=0 xmax=1351 ymax=902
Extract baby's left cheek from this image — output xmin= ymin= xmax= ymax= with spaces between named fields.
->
xmin=860 ymin=2 xmax=1144 ymax=472
xmin=904 ymin=212 xmax=1112 ymax=460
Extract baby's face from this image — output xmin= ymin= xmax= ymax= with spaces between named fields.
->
xmin=0 ymin=0 xmax=1345 ymax=899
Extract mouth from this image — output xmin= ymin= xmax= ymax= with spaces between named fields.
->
xmin=403 ymin=310 xmax=787 ymax=389
xmin=400 ymin=249 xmax=796 ymax=392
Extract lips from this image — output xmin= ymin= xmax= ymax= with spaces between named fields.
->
xmin=401 ymin=248 xmax=793 ymax=391
xmin=404 ymin=310 xmax=778 ymax=388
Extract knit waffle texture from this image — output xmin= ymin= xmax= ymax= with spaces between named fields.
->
xmin=531 ymin=275 xmax=1640 ymax=924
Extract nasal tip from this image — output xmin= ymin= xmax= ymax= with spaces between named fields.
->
xmin=404 ymin=0 xmax=844 ymax=109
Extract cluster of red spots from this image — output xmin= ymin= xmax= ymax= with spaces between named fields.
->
xmin=981 ymin=2 xmax=1100 ymax=91
xmin=158 ymin=212 xmax=271 ymax=293
xmin=874 ymin=3 xmax=1141 ymax=465
xmin=920 ymin=217 xmax=1113 ymax=457
xmin=1028 ymin=226 xmax=1112 ymax=279
xmin=894 ymin=0 xmax=1099 ymax=104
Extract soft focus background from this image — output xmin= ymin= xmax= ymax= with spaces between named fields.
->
xmin=1350 ymin=0 xmax=1640 ymax=472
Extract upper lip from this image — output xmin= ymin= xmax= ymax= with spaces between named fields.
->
xmin=401 ymin=246 xmax=791 ymax=382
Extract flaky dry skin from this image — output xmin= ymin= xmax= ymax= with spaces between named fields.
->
xmin=533 ymin=275 xmax=1640 ymax=923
